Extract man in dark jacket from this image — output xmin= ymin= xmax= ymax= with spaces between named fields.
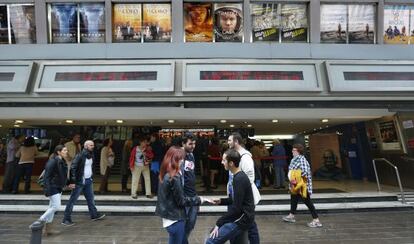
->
xmin=206 ymin=149 xmax=255 ymax=244
xmin=62 ymin=140 xmax=105 ymax=226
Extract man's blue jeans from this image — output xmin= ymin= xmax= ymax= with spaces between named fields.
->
xmin=248 ymin=220 xmax=260 ymax=244
xmin=63 ymin=178 xmax=98 ymax=221
xmin=166 ymin=220 xmax=185 ymax=244
xmin=205 ymin=222 xmax=245 ymax=244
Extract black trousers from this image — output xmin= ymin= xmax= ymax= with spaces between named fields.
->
xmin=290 ymin=193 xmax=318 ymax=219
xmin=2 ymin=161 xmax=18 ymax=192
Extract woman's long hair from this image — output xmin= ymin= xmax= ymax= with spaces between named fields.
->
xmin=159 ymin=146 xmax=185 ymax=182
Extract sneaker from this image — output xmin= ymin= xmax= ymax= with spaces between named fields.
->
xmin=131 ymin=195 xmax=138 ymax=199
xmin=91 ymin=213 xmax=106 ymax=221
xmin=146 ymin=195 xmax=153 ymax=199
xmin=61 ymin=220 xmax=75 ymax=227
xmin=282 ymin=215 xmax=296 ymax=223
xmin=307 ymin=221 xmax=323 ymax=228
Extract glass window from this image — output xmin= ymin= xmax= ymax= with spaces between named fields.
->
xmin=384 ymin=5 xmax=414 ymax=44
xmin=320 ymin=4 xmax=376 ymax=44
xmin=112 ymin=3 xmax=142 ymax=42
xmin=213 ymin=3 xmax=243 ymax=42
xmin=250 ymin=3 xmax=308 ymax=43
xmin=0 ymin=5 xmax=8 ymax=44
xmin=184 ymin=3 xmax=213 ymax=42
xmin=251 ymin=3 xmax=279 ymax=42
xmin=48 ymin=3 xmax=105 ymax=44
xmin=320 ymin=4 xmax=347 ymax=43
xmin=142 ymin=3 xmax=172 ymax=42
xmin=0 ymin=4 xmax=36 ymax=44
xmin=280 ymin=4 xmax=308 ymax=42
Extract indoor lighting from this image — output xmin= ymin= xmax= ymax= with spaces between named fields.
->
xmin=247 ymin=124 xmax=252 ymax=128
xmin=168 ymin=120 xmax=175 ymax=123
xmin=0 ymin=125 xmax=2 ymax=128
xmin=14 ymin=124 xmax=20 ymax=128
xmin=15 ymin=120 xmax=24 ymax=124
xmin=220 ymin=120 xmax=227 ymax=123
xmin=272 ymin=119 xmax=279 ymax=123
xmin=116 ymin=120 xmax=124 ymax=124
xmin=243 ymin=121 xmax=248 ymax=124
xmin=321 ymin=119 xmax=329 ymax=123
xmin=229 ymin=124 xmax=235 ymax=128
xmin=65 ymin=120 xmax=74 ymax=124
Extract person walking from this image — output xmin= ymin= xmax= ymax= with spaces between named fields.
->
xmin=227 ymin=132 xmax=260 ymax=244
xmin=181 ymin=133 xmax=200 ymax=244
xmin=155 ymin=146 xmax=211 ymax=244
xmin=129 ymin=135 xmax=153 ymax=199
xmin=38 ymin=145 xmax=73 ymax=236
xmin=62 ymin=140 xmax=105 ymax=226
xmin=99 ymin=138 xmax=114 ymax=194
xmin=206 ymin=149 xmax=255 ymax=244
xmin=12 ymin=136 xmax=38 ymax=194
xmin=282 ymin=144 xmax=322 ymax=228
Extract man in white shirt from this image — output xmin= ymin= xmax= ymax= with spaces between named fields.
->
xmin=227 ymin=132 xmax=260 ymax=244
xmin=62 ymin=140 xmax=105 ymax=226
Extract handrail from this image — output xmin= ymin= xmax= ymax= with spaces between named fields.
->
xmin=372 ymin=158 xmax=406 ymax=204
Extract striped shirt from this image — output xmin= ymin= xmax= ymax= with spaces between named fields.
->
xmin=288 ymin=155 xmax=313 ymax=194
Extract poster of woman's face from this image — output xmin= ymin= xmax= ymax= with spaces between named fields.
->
xmin=213 ymin=3 xmax=243 ymax=42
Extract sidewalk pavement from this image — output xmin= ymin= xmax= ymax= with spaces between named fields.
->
xmin=0 ymin=211 xmax=413 ymax=243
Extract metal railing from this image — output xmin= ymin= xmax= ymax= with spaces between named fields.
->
xmin=372 ymin=158 xmax=406 ymax=204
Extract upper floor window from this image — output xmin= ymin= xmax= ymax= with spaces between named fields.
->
xmin=320 ymin=4 xmax=376 ymax=44
xmin=0 ymin=4 xmax=36 ymax=44
xmin=384 ymin=5 xmax=414 ymax=44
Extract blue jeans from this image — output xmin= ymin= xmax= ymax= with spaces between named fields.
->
xmin=166 ymin=220 xmax=185 ymax=244
xmin=274 ymin=165 xmax=285 ymax=187
xmin=248 ymin=221 xmax=260 ymax=244
xmin=12 ymin=163 xmax=33 ymax=193
xmin=183 ymin=205 xmax=199 ymax=244
xmin=63 ymin=178 xmax=98 ymax=221
xmin=205 ymin=222 xmax=244 ymax=244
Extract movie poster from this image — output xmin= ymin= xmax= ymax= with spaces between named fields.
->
xmin=251 ymin=3 xmax=279 ymax=42
xmin=113 ymin=4 xmax=142 ymax=43
xmin=184 ymin=3 xmax=213 ymax=42
xmin=320 ymin=4 xmax=347 ymax=43
xmin=0 ymin=6 xmax=8 ymax=44
xmin=281 ymin=4 xmax=308 ymax=42
xmin=348 ymin=5 xmax=375 ymax=44
xmin=384 ymin=5 xmax=410 ymax=44
xmin=213 ymin=3 xmax=243 ymax=42
xmin=378 ymin=120 xmax=401 ymax=150
xmin=79 ymin=3 xmax=105 ymax=43
xmin=142 ymin=4 xmax=171 ymax=42
xmin=49 ymin=3 xmax=78 ymax=43
xmin=9 ymin=5 xmax=36 ymax=44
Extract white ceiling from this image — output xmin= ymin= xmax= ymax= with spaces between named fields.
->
xmin=0 ymin=107 xmax=394 ymax=134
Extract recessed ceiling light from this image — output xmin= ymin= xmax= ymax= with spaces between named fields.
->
xmin=290 ymin=121 xmax=294 ymax=124
xmin=116 ymin=120 xmax=124 ymax=124
xmin=243 ymin=121 xmax=248 ymax=124
xmin=168 ymin=120 xmax=175 ymax=123
xmin=15 ymin=120 xmax=24 ymax=124
xmin=197 ymin=121 xmax=200 ymax=125
xmin=247 ymin=124 xmax=252 ymax=128
xmin=0 ymin=124 xmax=2 ymax=127
xmin=321 ymin=119 xmax=329 ymax=123
xmin=14 ymin=124 xmax=20 ymax=128
xmin=65 ymin=120 xmax=74 ymax=124
xmin=150 ymin=121 xmax=153 ymax=125
xmin=272 ymin=119 xmax=279 ymax=123
xmin=220 ymin=120 xmax=227 ymax=123
xmin=229 ymin=124 xmax=235 ymax=128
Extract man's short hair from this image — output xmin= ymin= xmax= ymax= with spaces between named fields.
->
xmin=230 ymin=132 xmax=243 ymax=146
xmin=224 ymin=149 xmax=241 ymax=167
xmin=182 ymin=132 xmax=195 ymax=145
